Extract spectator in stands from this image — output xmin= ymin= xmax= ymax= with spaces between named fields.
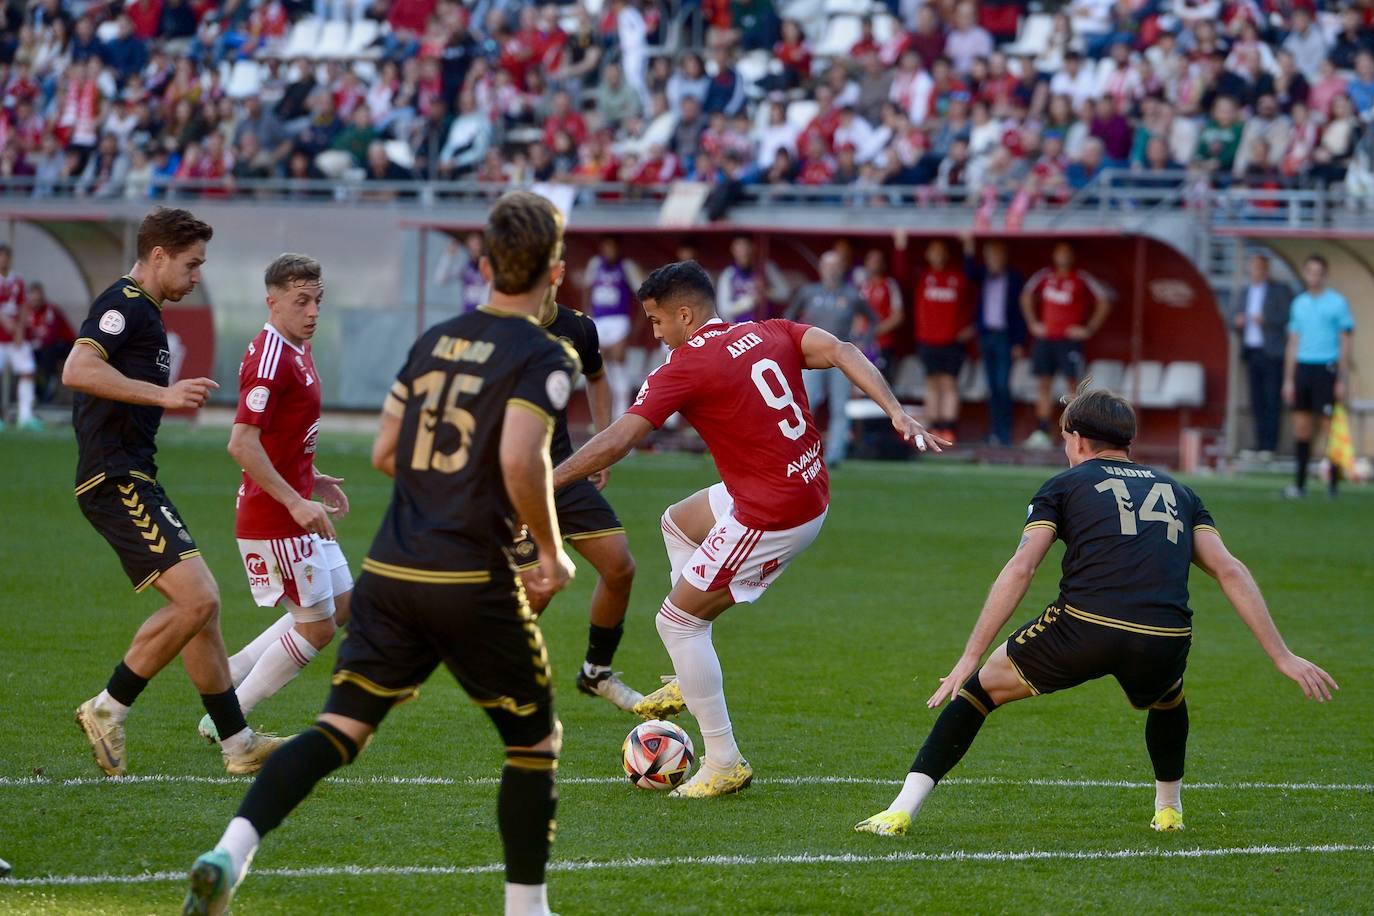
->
xmin=594 ymin=62 xmax=642 ymax=130
xmin=1229 ymin=253 xmax=1292 ymax=460
xmin=77 ymin=132 xmax=129 ymax=197
xmin=1309 ymin=59 xmax=1349 ymax=118
xmin=962 ymin=233 xmax=1025 ymax=445
xmin=1283 ymin=8 xmax=1329 ymax=83
xmin=769 ymin=19 xmax=811 ymax=93
xmin=912 ymin=239 xmax=970 ymax=444
xmin=1283 ymin=254 xmax=1355 ymax=499
xmin=1088 ymin=96 xmax=1132 ymax=163
xmin=1020 ymin=243 xmax=1111 ymax=447
xmin=945 ymin=1 xmax=993 ymax=77
xmin=787 ymin=251 xmax=874 ymax=467
xmin=1312 ymin=93 xmax=1360 ymax=187
xmin=1331 ymin=7 xmax=1374 ymax=70
xmin=1195 ymin=95 xmax=1244 ymax=177
xmin=670 ymin=95 xmax=706 ymax=164
xmin=24 ymin=281 xmax=74 ymax=405
xmin=704 ymin=47 xmax=745 ymax=117
xmin=1233 ymin=95 xmax=1292 ymax=181
xmin=1348 ymin=51 xmax=1374 ymax=118
xmin=1050 ymin=52 xmax=1096 ymax=109
xmin=717 ymin=235 xmax=788 ymax=323
xmin=614 ymin=0 xmax=650 ymax=104
xmin=331 ymin=104 xmax=377 ymax=167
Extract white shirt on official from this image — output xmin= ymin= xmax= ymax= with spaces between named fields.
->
xmin=1244 ymin=282 xmax=1266 ymax=349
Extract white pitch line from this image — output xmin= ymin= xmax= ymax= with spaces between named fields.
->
xmin=1 ymin=774 xmax=1370 ymax=791
xmin=4 ymin=844 xmax=1373 ymax=887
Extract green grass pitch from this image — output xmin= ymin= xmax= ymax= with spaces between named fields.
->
xmin=1 ymin=428 xmax=1371 ymax=914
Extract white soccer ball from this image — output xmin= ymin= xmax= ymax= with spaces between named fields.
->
xmin=622 ymin=719 xmax=695 ymax=791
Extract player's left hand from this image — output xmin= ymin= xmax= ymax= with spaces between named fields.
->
xmin=1276 ymin=652 xmax=1339 ymax=702
xmin=526 ymin=548 xmax=576 ymax=606
xmin=313 ymin=473 xmax=350 ymax=520
xmin=1065 ymin=324 xmax=1091 ymax=341
xmin=1334 ymin=377 xmax=1346 ymax=403
xmin=928 ymin=655 xmax=980 ymax=708
xmin=893 ymin=412 xmax=951 ymax=452
xmin=589 ymin=467 xmax=611 ymax=491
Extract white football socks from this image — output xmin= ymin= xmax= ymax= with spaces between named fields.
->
xmin=94 ymin=689 xmax=130 ymax=724
xmin=219 ymin=728 xmax=253 ymax=756
xmin=659 ymin=510 xmax=699 ymax=587
xmin=228 ymin=612 xmax=295 ymax=686
xmin=1155 ymin=779 xmax=1182 ymax=812
xmin=890 ymin=772 xmax=936 ymax=818
xmin=16 ymin=376 xmax=34 ymax=423
xmin=655 ymin=600 xmax=740 ymax=769
xmin=215 ymin=816 xmax=260 ymax=884
xmin=606 ymin=362 xmax=630 ymax=419
xmin=505 ymin=882 xmax=550 ymax=916
xmin=235 ymin=628 xmax=318 ymax=715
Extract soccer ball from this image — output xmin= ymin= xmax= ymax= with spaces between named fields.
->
xmin=622 ymin=720 xmax=695 ymax=790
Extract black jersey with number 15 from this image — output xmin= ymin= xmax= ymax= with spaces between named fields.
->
xmin=1023 ymin=457 xmax=1216 ymax=630
xmin=363 ymin=306 xmax=579 ymax=580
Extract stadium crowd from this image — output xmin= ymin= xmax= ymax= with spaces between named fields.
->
xmin=0 ymin=0 xmax=1372 ymax=200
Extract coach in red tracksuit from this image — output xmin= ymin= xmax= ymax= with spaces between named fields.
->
xmin=1020 ymin=242 xmax=1111 ymax=446
xmin=914 ymin=239 xmax=972 ymax=443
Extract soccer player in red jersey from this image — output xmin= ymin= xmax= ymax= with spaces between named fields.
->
xmin=1020 ymin=243 xmax=1111 ymax=446
xmin=552 ymin=261 xmax=946 ymax=797
xmin=914 ymin=239 xmax=972 ymax=443
xmin=198 ymin=253 xmax=354 ymax=742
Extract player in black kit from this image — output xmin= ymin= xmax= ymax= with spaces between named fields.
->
xmin=856 ymin=387 xmax=1337 ymax=837
xmin=65 ymin=207 xmax=283 ymax=778
xmin=184 ymin=192 xmax=577 ymax=916
xmin=510 ymin=270 xmax=643 ymax=712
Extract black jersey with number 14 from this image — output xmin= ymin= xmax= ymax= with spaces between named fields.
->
xmin=363 ymin=306 xmax=578 ymax=580
xmin=1023 ymin=456 xmax=1216 ymax=630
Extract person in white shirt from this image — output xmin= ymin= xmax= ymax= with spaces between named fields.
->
xmin=1049 ymin=52 xmax=1097 ymax=109
xmin=1228 ymin=253 xmax=1292 ymax=456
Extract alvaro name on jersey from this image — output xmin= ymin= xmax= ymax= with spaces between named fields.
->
xmin=234 ymin=324 xmax=323 ymax=539
xmin=628 ymin=318 xmax=829 ymax=530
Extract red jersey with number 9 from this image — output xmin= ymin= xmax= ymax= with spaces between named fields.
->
xmin=234 ymin=324 xmax=322 ymax=539
xmin=628 ymin=318 xmax=829 ymax=530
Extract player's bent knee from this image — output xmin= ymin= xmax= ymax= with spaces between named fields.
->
xmin=602 ymin=553 xmax=636 ymax=592
xmin=960 ymin=674 xmax=999 ymax=715
xmin=312 ymin=715 xmax=368 ymax=763
xmin=295 ymin=615 xmax=337 ymax=650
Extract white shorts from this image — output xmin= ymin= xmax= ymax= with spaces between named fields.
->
xmin=593 ymin=315 xmax=631 ymax=349
xmin=237 ymin=535 xmax=353 ymax=622
xmin=680 ymin=483 xmax=828 ymax=604
xmin=0 ymin=341 xmax=35 ymax=375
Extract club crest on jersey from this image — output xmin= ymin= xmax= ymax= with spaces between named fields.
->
xmin=98 ymin=309 xmax=126 ymax=334
xmin=157 ymin=349 xmax=171 ymax=374
xmin=161 ymin=505 xmax=184 ymax=529
xmin=246 ymin=385 xmax=270 ymax=413
xmin=515 ymin=539 xmax=536 ymax=559
xmin=546 ymin=370 xmax=571 ymax=410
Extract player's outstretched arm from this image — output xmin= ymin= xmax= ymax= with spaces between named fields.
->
xmin=552 ymin=413 xmax=653 ymax=490
xmin=1192 ymin=530 xmax=1338 ymax=701
xmin=584 ymin=374 xmax=615 ymax=490
xmin=503 ymin=405 xmax=575 ymax=604
xmin=929 ymin=526 xmax=1056 ymax=707
xmin=63 ymin=342 xmax=218 ymax=408
xmin=799 ymin=326 xmax=949 ymax=452
xmin=229 ymin=423 xmax=337 ymax=540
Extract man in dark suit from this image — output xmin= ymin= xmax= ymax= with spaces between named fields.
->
xmin=1229 ymin=253 xmax=1292 ymax=456
xmin=963 ymin=234 xmax=1027 ymax=445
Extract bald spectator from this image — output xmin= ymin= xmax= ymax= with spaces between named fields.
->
xmin=787 ymin=251 xmax=876 ymax=467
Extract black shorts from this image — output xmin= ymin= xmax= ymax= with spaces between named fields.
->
xmin=919 ymin=343 xmax=965 ymax=377
xmin=327 ymin=568 xmax=555 ymax=744
xmin=1294 ymin=363 xmax=1338 ymax=416
xmin=1005 ymin=604 xmax=1191 ymax=709
xmin=76 ymin=473 xmax=201 ymax=592
xmin=513 ymin=479 xmax=624 ymax=571
xmin=1031 ymin=339 xmax=1084 ymax=379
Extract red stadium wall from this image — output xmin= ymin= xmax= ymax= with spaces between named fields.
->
xmin=549 ymin=228 xmax=1225 ymax=462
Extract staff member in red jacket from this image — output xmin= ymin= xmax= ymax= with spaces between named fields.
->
xmin=1020 ymin=242 xmax=1111 ymax=447
xmin=915 ymin=239 xmax=972 ymax=443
